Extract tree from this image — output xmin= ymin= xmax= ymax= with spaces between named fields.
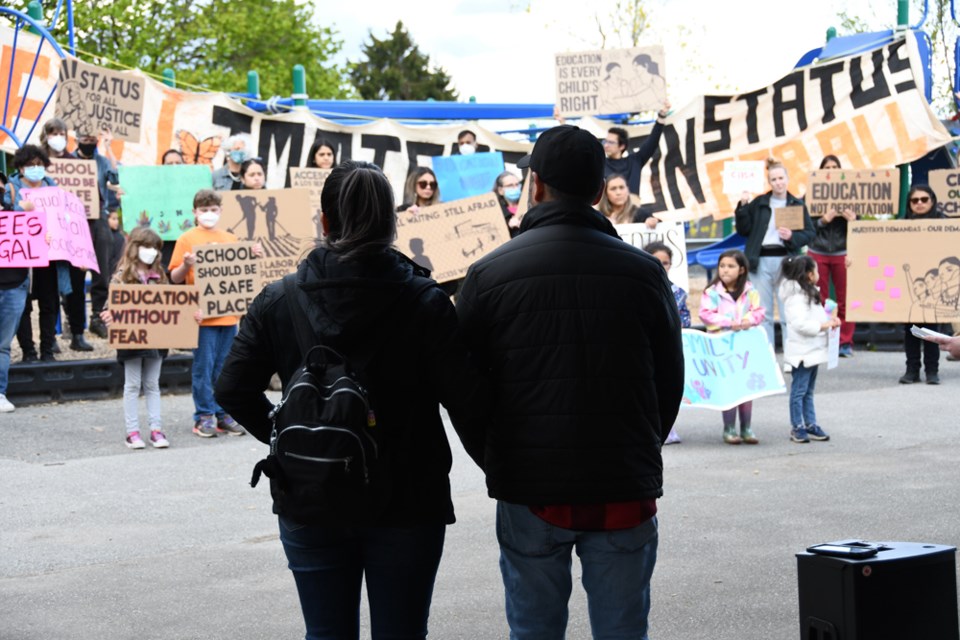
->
xmin=349 ymin=21 xmax=458 ymax=101
xmin=41 ymin=0 xmax=352 ymax=99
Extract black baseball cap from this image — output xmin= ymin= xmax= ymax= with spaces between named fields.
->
xmin=516 ymin=125 xmax=605 ymax=200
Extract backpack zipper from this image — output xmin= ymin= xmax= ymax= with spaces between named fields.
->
xmin=277 ymin=425 xmax=370 ymax=484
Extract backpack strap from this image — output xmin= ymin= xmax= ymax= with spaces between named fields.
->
xmin=282 ymin=273 xmax=316 ymax=356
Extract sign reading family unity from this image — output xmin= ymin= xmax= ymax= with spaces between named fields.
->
xmin=680 ymin=327 xmax=786 ymax=411
xmin=289 ymin=167 xmax=330 ymax=239
xmin=0 ymin=210 xmax=48 ymax=267
xmin=107 ymin=284 xmax=200 ymax=349
xmin=396 ymin=193 xmax=510 ymax=283
xmin=193 ymin=242 xmax=261 ymax=318
xmin=615 ymin=220 xmax=689 ymax=291
xmin=19 ymin=186 xmax=98 ymax=271
xmin=45 ymin=158 xmax=100 ymax=219
xmin=55 ymin=58 xmax=145 ymax=142
xmin=220 ymin=188 xmax=313 ymax=285
xmin=927 ymin=169 xmax=960 ymax=218
xmin=806 ymin=170 xmax=899 ymax=218
xmin=555 ymin=46 xmax=666 ymax=117
xmin=118 ymin=165 xmax=212 ymax=241
xmin=847 ymin=219 xmax=960 ymax=323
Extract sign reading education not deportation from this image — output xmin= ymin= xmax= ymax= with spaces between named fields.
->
xmin=194 ymin=242 xmax=260 ymax=318
xmin=396 ymin=193 xmax=510 ymax=283
xmin=806 ymin=170 xmax=899 ymax=218
xmin=46 ymin=158 xmax=100 ymax=219
xmin=0 ymin=210 xmax=48 ymax=267
xmin=927 ymin=169 xmax=960 ymax=218
xmin=555 ymin=46 xmax=666 ymax=117
xmin=107 ymin=284 xmax=200 ymax=349
xmin=56 ymin=58 xmax=145 ymax=142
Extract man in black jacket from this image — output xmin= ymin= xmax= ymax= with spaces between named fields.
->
xmin=455 ymin=125 xmax=684 ymax=640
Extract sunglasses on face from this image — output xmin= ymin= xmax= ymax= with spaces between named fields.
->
xmin=910 ymin=196 xmax=930 ymax=204
xmin=417 ymin=180 xmax=437 ymax=189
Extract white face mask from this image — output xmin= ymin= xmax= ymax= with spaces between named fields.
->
xmin=197 ymin=212 xmax=220 ymax=229
xmin=138 ymin=247 xmax=159 ymax=265
xmin=47 ymin=135 xmax=67 ymax=153
xmin=458 ymin=143 xmax=476 ymax=156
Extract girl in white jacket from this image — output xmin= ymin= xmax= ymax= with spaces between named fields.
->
xmin=778 ymin=256 xmax=841 ymax=443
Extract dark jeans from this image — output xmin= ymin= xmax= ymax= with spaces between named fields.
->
xmin=88 ymin=218 xmax=113 ymax=313
xmin=63 ymin=266 xmax=87 ymax=335
xmin=17 ymin=266 xmax=58 ymax=357
xmin=904 ymin=323 xmax=940 ymax=374
xmin=278 ymin=516 xmax=446 ymax=640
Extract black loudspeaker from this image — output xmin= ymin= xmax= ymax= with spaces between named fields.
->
xmin=797 ymin=540 xmax=959 ymax=640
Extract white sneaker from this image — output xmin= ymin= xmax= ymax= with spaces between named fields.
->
xmin=0 ymin=394 xmax=14 ymax=413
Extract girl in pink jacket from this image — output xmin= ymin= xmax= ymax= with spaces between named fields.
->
xmin=698 ymin=249 xmax=767 ymax=444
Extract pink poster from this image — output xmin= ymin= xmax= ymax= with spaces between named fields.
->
xmin=0 ymin=210 xmax=48 ymax=267
xmin=19 ymin=187 xmax=99 ymax=272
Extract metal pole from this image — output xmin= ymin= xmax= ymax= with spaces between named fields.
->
xmin=247 ymin=70 xmax=260 ymax=100
xmin=897 ymin=0 xmax=910 ymax=217
xmin=26 ymin=1 xmax=43 ymax=35
xmin=162 ymin=69 xmax=176 ymax=88
xmin=826 ymin=27 xmax=837 ymax=42
xmin=292 ymin=65 xmax=307 ymax=109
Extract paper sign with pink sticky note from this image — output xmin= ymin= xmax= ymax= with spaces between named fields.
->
xmin=867 ymin=256 xmax=880 ymax=268
xmin=883 ymin=265 xmax=896 ymax=277
xmin=850 ymin=301 xmax=863 ymax=310
xmin=889 ymin=287 xmax=901 ymax=300
xmin=874 ymin=279 xmax=886 ymax=292
xmin=872 ymin=301 xmax=885 ymax=312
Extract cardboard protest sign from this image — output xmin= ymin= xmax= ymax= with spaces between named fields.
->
xmin=555 ymin=46 xmax=666 ymax=117
xmin=107 ymin=284 xmax=200 ymax=349
xmin=46 ymin=158 xmax=100 ymax=219
xmin=774 ymin=206 xmax=805 ymax=230
xmin=396 ymin=193 xmax=510 ymax=283
xmin=681 ymin=327 xmax=786 ymax=411
xmin=220 ymin=188 xmax=313 ymax=285
xmin=289 ymin=167 xmax=330 ymax=239
xmin=194 ymin=242 xmax=260 ymax=318
xmin=432 ymin=152 xmax=505 ymax=202
xmin=847 ymin=219 xmax=960 ymax=323
xmin=806 ymin=169 xmax=899 ymax=218
xmin=927 ymin=169 xmax=960 ymax=218
xmin=513 ymin=170 xmax=536 ymax=221
xmin=19 ymin=187 xmax=98 ymax=271
xmin=56 ymin=58 xmax=145 ymax=142
xmin=722 ymin=161 xmax=765 ymax=195
xmin=118 ymin=165 xmax=212 ymax=241
xmin=0 ymin=210 xmax=48 ymax=267
xmin=615 ymin=220 xmax=689 ymax=291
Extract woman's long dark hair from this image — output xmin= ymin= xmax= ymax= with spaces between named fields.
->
xmin=906 ymin=185 xmax=938 ymax=217
xmin=779 ymin=254 xmax=821 ymax=306
xmin=307 ymin=138 xmax=337 ymax=168
xmin=707 ymin=249 xmax=749 ymax=301
xmin=320 ymin=160 xmax=396 ymax=261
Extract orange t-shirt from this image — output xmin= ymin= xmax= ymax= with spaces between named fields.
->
xmin=169 ymin=226 xmax=239 ymax=327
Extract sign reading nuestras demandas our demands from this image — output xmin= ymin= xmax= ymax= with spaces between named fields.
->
xmin=0 ymin=210 xmax=48 ymax=267
xmin=194 ymin=242 xmax=261 ymax=319
xmin=681 ymin=327 xmax=786 ymax=411
xmin=107 ymin=284 xmax=200 ymax=349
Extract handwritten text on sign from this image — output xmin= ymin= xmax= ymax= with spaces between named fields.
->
xmin=19 ymin=186 xmax=99 ymax=271
xmin=46 ymin=158 xmax=100 ymax=219
xmin=681 ymin=327 xmax=786 ymax=411
xmin=107 ymin=284 xmax=200 ymax=349
xmin=194 ymin=242 xmax=260 ymax=318
xmin=615 ymin=220 xmax=689 ymax=292
xmin=0 ymin=210 xmax=48 ymax=267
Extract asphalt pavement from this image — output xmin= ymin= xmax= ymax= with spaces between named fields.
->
xmin=1 ymin=349 xmax=959 ymax=639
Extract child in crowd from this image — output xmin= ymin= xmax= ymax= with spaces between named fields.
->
xmin=645 ymin=241 xmax=691 ymax=444
xmin=169 ymin=189 xmax=246 ymax=438
xmin=100 ymin=227 xmax=169 ymax=449
xmin=699 ymin=249 xmax=766 ymax=444
xmin=779 ymin=255 xmax=841 ymax=444
xmin=106 ymin=211 xmax=126 ymax=278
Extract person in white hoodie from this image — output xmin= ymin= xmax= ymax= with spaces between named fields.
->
xmin=779 ymin=255 xmax=841 ymax=444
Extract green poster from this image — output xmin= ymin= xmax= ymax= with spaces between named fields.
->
xmin=119 ymin=165 xmax=213 ymax=241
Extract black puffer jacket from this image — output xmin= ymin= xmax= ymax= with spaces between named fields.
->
xmin=808 ymin=215 xmax=848 ymax=255
xmin=215 ymin=247 xmax=488 ymax=526
xmin=455 ymin=200 xmax=684 ymax=505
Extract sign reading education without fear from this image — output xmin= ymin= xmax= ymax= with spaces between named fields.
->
xmin=555 ymin=46 xmax=666 ymax=117
xmin=107 ymin=284 xmax=200 ymax=349
xmin=56 ymin=58 xmax=145 ymax=142
xmin=396 ymin=193 xmax=510 ymax=283
xmin=806 ymin=169 xmax=899 ymax=218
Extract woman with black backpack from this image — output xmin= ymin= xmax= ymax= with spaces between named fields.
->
xmin=215 ymin=160 xmax=488 ymax=640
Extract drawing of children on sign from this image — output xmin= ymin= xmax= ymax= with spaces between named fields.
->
xmin=630 ymin=53 xmax=667 ymax=108
xmin=904 ymin=259 xmax=960 ymax=322
xmin=409 ymin=238 xmax=433 ymax=271
xmin=937 ymin=256 xmax=960 ymax=309
xmin=905 ymin=269 xmax=936 ymax=323
xmin=598 ymin=63 xmax=633 ymax=112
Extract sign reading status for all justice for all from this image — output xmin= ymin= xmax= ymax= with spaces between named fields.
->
xmin=805 ymin=170 xmax=898 ymax=218
xmin=56 ymin=58 xmax=145 ymax=142
xmin=555 ymin=46 xmax=666 ymax=117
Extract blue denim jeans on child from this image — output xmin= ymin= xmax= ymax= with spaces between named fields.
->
xmin=192 ymin=324 xmax=237 ymax=420
xmin=278 ymin=516 xmax=445 ymax=640
xmin=496 ymin=501 xmax=659 ymax=640
xmin=790 ymin=363 xmax=819 ymax=427
xmin=0 ymin=278 xmax=29 ymax=395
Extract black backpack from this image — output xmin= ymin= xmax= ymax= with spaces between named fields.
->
xmin=250 ymin=271 xmax=435 ymax=521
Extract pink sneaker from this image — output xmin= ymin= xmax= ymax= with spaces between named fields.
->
xmin=125 ymin=432 xmax=146 ymax=449
xmin=150 ymin=430 xmax=170 ymax=448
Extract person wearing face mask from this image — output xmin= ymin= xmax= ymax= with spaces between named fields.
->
xmin=493 ymin=171 xmax=523 ymax=237
xmin=2 ymin=145 xmax=63 ymax=362
xmin=212 ymin=133 xmax=253 ymax=191
xmin=39 ymin=118 xmax=73 ymax=160
xmin=456 ymin=129 xmax=481 ymax=156
xmin=169 ymin=189 xmax=247 ymax=439
xmin=74 ymin=129 xmax=122 ymax=341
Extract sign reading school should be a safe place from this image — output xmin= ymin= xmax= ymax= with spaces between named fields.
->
xmin=194 ymin=242 xmax=260 ymax=318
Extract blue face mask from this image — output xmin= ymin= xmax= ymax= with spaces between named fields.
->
xmin=229 ymin=150 xmax=247 ymax=164
xmin=504 ymin=186 xmax=522 ymax=202
xmin=23 ymin=166 xmax=46 ymax=182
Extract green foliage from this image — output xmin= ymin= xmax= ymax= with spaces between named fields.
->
xmin=349 ymin=21 xmax=457 ymax=101
xmin=41 ymin=0 xmax=351 ymax=99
